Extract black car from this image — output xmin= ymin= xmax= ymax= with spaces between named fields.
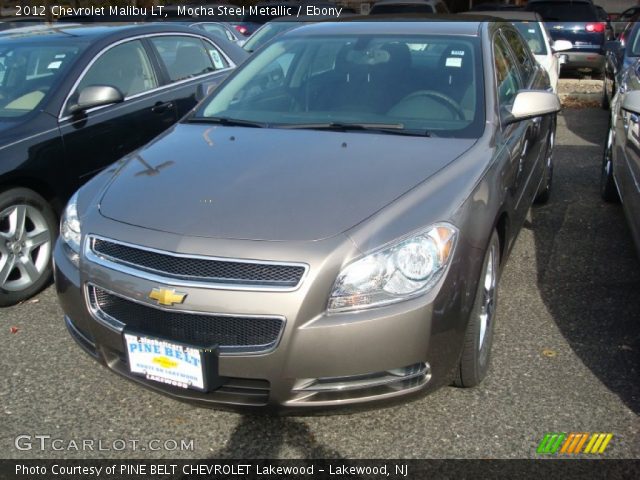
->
xmin=0 ymin=23 xmax=246 ymax=306
xmin=526 ymin=0 xmax=606 ymax=74
xmin=595 ymin=5 xmax=614 ymax=42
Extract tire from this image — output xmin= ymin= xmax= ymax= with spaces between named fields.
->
xmin=601 ymin=126 xmax=620 ymax=203
xmin=0 ymin=187 xmax=57 ymax=307
xmin=601 ymin=73 xmax=611 ymax=110
xmin=454 ymin=230 xmax=500 ymax=388
xmin=534 ymin=116 xmax=556 ymax=204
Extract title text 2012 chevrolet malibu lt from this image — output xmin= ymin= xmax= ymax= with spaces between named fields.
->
xmin=54 ymin=21 xmax=560 ymax=411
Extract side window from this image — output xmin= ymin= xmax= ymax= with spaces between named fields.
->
xmin=502 ymin=29 xmax=534 ymax=85
xmin=75 ymin=40 xmax=157 ymax=99
xmin=150 ymin=36 xmax=219 ymax=83
xmin=620 ymin=8 xmax=634 ymax=21
xmin=494 ymin=35 xmax=522 ymax=108
xmin=200 ymin=24 xmax=227 ymax=41
xmin=202 ymin=39 xmax=230 ymax=70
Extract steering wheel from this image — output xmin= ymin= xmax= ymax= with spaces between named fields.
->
xmin=393 ymin=90 xmax=466 ymax=121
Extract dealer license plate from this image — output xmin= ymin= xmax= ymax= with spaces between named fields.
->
xmin=124 ymin=333 xmax=206 ymax=391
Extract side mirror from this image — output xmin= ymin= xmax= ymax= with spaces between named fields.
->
xmin=69 ymin=85 xmax=124 ymax=114
xmin=622 ymin=91 xmax=640 ymax=114
xmin=506 ymin=91 xmax=561 ymax=124
xmin=552 ymin=40 xmax=573 ymax=53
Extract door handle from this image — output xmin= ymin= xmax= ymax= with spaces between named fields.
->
xmin=152 ymin=101 xmax=174 ymax=114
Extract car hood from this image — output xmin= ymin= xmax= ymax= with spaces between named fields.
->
xmin=0 ymin=119 xmax=22 ymax=136
xmin=99 ymin=124 xmax=476 ymax=242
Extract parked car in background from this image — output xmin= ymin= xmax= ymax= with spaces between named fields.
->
xmin=188 ymin=22 xmax=242 ymax=45
xmin=463 ymin=10 xmax=572 ymax=92
xmin=468 ymin=3 xmax=523 ymax=12
xmin=603 ymin=19 xmax=640 ymax=109
xmin=612 ymin=5 xmax=640 ymax=38
xmin=157 ymin=21 xmax=243 ymax=46
xmin=230 ymin=1 xmax=296 ymax=36
xmin=0 ymin=24 xmax=246 ymax=306
xmin=601 ymin=58 xmax=640 ymax=257
xmin=242 ymin=15 xmax=348 ymax=53
xmin=243 ymin=19 xmax=313 ymax=53
xmin=369 ymin=0 xmax=450 ymax=15
xmin=0 ymin=17 xmax=46 ymax=32
xmin=54 ymin=20 xmax=559 ymax=410
xmin=526 ymin=0 xmax=606 ymax=75
xmin=595 ymin=5 xmax=614 ymax=41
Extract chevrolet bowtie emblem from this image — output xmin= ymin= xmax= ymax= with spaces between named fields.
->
xmin=148 ymin=288 xmax=187 ymax=306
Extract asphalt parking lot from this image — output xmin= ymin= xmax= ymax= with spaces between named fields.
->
xmin=1 ymin=104 xmax=639 ymax=460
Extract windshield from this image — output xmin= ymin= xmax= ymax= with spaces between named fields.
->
xmin=0 ymin=41 xmax=84 ymax=118
xmin=243 ymin=23 xmax=305 ymax=52
xmin=513 ymin=21 xmax=547 ymax=55
xmin=198 ymin=34 xmax=484 ymax=138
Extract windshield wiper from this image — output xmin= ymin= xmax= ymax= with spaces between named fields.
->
xmin=186 ymin=116 xmax=268 ymax=128
xmin=277 ymin=122 xmax=432 ymax=136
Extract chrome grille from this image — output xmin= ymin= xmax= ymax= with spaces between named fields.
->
xmin=88 ymin=286 xmax=284 ymax=353
xmin=90 ymin=237 xmax=306 ymax=289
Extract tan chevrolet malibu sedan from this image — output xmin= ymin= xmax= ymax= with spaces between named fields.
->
xmin=54 ymin=19 xmax=560 ymax=411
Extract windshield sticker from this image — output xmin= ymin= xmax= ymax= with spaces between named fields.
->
xmin=445 ymin=57 xmax=462 ymax=68
xmin=47 ymin=61 xmax=62 ymax=69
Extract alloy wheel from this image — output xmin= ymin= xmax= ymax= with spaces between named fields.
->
xmin=477 ymin=241 xmax=498 ymax=365
xmin=0 ymin=204 xmax=52 ymax=292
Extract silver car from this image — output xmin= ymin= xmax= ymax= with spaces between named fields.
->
xmin=54 ymin=20 xmax=560 ymax=411
xmin=601 ymin=59 xmax=640 ymax=256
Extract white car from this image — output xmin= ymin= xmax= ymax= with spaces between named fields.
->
xmin=465 ymin=11 xmax=572 ymax=92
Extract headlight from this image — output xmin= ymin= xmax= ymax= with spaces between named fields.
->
xmin=328 ymin=224 xmax=457 ymax=312
xmin=60 ymin=192 xmax=81 ymax=263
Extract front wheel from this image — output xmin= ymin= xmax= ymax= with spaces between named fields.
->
xmin=454 ymin=230 xmax=500 ymax=388
xmin=0 ymin=188 xmax=56 ymax=307
xmin=601 ymin=126 xmax=620 ymax=202
xmin=534 ymin=116 xmax=556 ymax=204
xmin=601 ymin=72 xmax=612 ymax=110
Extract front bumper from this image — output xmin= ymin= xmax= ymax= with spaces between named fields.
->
xmin=54 ymin=228 xmax=478 ymax=412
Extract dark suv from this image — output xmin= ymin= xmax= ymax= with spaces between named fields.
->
xmin=526 ymin=0 xmax=606 ymax=73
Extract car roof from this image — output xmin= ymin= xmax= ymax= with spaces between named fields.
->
xmin=463 ymin=10 xmax=543 ymax=21
xmin=0 ymin=22 xmax=209 ymax=42
xmin=284 ymin=17 xmax=484 ymax=37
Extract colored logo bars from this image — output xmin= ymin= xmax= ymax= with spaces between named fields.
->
xmin=537 ymin=433 xmax=613 ymax=455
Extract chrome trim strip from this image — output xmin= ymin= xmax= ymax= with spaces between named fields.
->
xmin=293 ymin=364 xmax=430 ymax=393
xmin=59 ymin=32 xmax=235 ymax=120
xmin=84 ymin=283 xmax=286 ymax=355
xmin=85 ymin=234 xmax=309 ymax=292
